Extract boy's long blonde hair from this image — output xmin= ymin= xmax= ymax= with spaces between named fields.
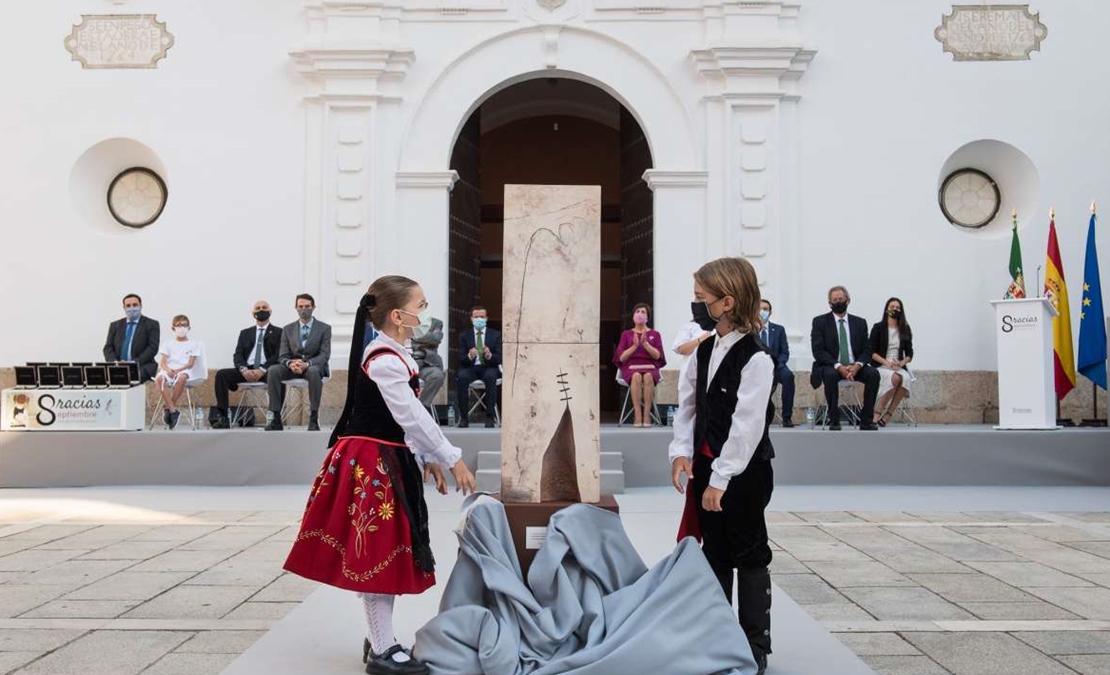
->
xmin=693 ymin=257 xmax=762 ymax=334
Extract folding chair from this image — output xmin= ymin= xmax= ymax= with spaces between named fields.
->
xmin=616 ymin=371 xmax=662 ymax=426
xmin=281 ymin=376 xmax=331 ymax=426
xmin=467 ymin=378 xmax=502 ymax=426
xmin=817 ymin=379 xmax=863 ymax=429
xmin=232 ymin=381 xmax=269 ymax=426
xmin=149 ymin=342 xmax=207 ymax=430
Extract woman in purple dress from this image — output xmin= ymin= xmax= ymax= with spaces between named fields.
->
xmin=615 ymin=303 xmax=666 ymax=427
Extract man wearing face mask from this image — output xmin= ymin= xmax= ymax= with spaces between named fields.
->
xmin=210 ymin=300 xmax=282 ymax=429
xmin=266 ymin=294 xmax=332 ymax=431
xmin=455 ymin=306 xmax=502 ymax=428
xmin=809 ymin=286 xmax=880 ymax=430
xmin=758 ymin=300 xmax=795 ymax=427
xmin=103 ymin=293 xmax=160 ymax=382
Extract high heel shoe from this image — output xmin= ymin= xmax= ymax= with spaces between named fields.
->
xmin=878 ymin=412 xmax=892 ymax=427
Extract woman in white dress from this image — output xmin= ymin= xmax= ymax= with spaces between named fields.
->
xmin=868 ymin=298 xmax=913 ymax=426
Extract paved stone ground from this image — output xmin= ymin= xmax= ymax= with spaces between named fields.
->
xmin=1 ymin=492 xmax=1108 ymax=675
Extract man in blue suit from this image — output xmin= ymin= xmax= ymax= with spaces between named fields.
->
xmin=758 ymin=299 xmax=795 ymax=427
xmin=456 ymin=306 xmax=502 ymax=428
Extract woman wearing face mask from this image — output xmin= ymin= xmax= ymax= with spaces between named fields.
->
xmin=615 ymin=303 xmax=666 ymax=427
xmin=869 ymin=297 xmax=914 ymax=426
xmin=283 ymin=275 xmax=476 ymax=675
xmin=154 ymin=314 xmax=199 ymax=429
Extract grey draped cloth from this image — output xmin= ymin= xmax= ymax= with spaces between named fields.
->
xmin=413 ymin=496 xmax=756 ymax=675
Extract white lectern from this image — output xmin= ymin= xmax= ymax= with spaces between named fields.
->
xmin=990 ymin=298 xmax=1059 ymax=429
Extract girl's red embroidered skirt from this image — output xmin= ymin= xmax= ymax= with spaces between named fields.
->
xmin=283 ymin=436 xmax=435 ymax=595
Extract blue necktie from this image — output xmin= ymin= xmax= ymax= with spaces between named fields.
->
xmin=122 ymin=322 xmax=137 ymax=361
xmin=300 ymin=324 xmax=310 ymax=348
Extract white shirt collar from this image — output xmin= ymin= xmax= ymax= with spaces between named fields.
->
xmin=715 ymin=330 xmax=744 ymax=350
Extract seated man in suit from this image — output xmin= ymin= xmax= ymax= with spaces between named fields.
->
xmin=266 ymin=293 xmax=331 ymax=431
xmin=758 ymin=299 xmax=795 ymax=427
xmin=103 ymin=293 xmax=160 ymax=382
xmin=211 ymin=300 xmax=282 ymax=429
xmin=810 ymin=285 xmax=880 ymax=430
xmin=456 ymin=305 xmax=502 ymax=428
xmin=411 ymin=316 xmax=445 ymax=411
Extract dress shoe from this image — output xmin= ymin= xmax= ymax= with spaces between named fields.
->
xmin=828 ymin=422 xmax=842 ymax=431
xmin=485 ymin=418 xmax=496 ymax=428
xmin=859 ymin=422 xmax=879 ymax=431
xmin=265 ymin=416 xmax=284 ymax=431
xmin=211 ymin=416 xmax=230 ymax=430
xmin=457 ymin=419 xmax=469 ymax=428
xmin=307 ymin=412 xmax=321 ymax=432
xmin=781 ymin=418 xmax=795 ymax=428
xmin=365 ymin=644 xmax=429 ymax=675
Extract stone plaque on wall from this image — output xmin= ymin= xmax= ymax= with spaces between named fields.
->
xmin=65 ymin=15 xmax=174 ymax=69
xmin=500 ymin=185 xmax=601 ymax=504
xmin=935 ymin=5 xmax=1046 ymax=61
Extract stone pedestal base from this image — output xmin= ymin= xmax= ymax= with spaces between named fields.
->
xmin=496 ymin=494 xmax=620 ymax=579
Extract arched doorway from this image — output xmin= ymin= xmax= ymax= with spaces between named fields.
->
xmin=447 ymin=78 xmax=654 ymax=418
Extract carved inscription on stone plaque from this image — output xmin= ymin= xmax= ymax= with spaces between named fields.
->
xmin=935 ymin=5 xmax=1046 ymax=61
xmin=65 ymin=15 xmax=174 ymax=69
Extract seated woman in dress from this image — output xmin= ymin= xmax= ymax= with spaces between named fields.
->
xmin=869 ymin=297 xmax=914 ymax=427
xmin=155 ymin=314 xmax=200 ymax=429
xmin=615 ymin=303 xmax=666 ymax=427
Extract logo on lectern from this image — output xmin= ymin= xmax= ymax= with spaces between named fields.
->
xmin=1001 ymin=314 xmax=1037 ymax=333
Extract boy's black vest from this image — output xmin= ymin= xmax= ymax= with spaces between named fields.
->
xmin=694 ymin=333 xmax=775 ymax=461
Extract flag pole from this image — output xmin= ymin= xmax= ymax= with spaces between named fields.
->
xmin=1080 ymin=202 xmax=1107 ymax=427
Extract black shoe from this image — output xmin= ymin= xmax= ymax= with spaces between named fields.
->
xmin=307 ymin=412 xmax=320 ymax=432
xmin=211 ymin=416 xmax=230 ymax=430
xmin=163 ymin=408 xmax=172 ymax=428
xmin=859 ymin=422 xmax=879 ymax=431
xmin=169 ymin=410 xmax=180 ymax=430
xmin=365 ymin=644 xmax=428 ymax=675
xmin=457 ymin=419 xmax=469 ymax=428
xmin=265 ymin=416 xmax=284 ymax=431
xmin=782 ymin=418 xmax=795 ymax=428
xmin=485 ymin=418 xmax=496 ymax=428
xmin=828 ymin=422 xmax=842 ymax=431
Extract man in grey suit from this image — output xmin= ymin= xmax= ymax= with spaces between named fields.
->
xmin=410 ymin=316 xmax=445 ymax=410
xmin=265 ymin=293 xmax=331 ymax=431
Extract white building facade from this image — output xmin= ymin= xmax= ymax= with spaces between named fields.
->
xmin=2 ymin=0 xmax=1108 ymax=387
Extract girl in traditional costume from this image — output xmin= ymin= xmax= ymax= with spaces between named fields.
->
xmin=284 ymin=275 xmax=476 ymax=675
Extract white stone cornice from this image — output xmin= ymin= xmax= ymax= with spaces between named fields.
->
xmin=693 ymin=44 xmax=811 ymax=78
xmin=290 ymin=45 xmax=415 ymax=80
xmin=643 ymin=170 xmax=709 ymax=190
xmin=396 ymin=171 xmax=460 ymax=191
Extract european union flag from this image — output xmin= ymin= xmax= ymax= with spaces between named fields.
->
xmin=1078 ymin=212 xmax=1107 ymax=390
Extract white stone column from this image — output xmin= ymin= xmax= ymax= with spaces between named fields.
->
xmin=644 ymin=170 xmax=709 ymax=366
xmin=692 ymin=2 xmax=815 ymax=362
xmin=393 ymin=172 xmax=458 ymax=336
xmin=290 ymin=3 xmax=415 ymax=361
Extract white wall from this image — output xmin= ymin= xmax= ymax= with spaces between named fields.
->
xmin=794 ymin=0 xmax=1110 ymax=370
xmin=2 ymin=0 xmax=1107 ymax=374
xmin=0 ymin=1 xmax=306 ymax=368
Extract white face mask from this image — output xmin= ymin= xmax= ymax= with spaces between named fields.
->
xmin=399 ymin=308 xmax=432 ymax=339
xmin=174 ymin=326 xmax=190 ymax=338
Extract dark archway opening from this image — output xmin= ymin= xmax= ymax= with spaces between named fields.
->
xmin=448 ymin=78 xmax=654 ymax=419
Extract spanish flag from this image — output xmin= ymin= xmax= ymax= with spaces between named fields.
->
xmin=1044 ymin=211 xmax=1076 ymax=399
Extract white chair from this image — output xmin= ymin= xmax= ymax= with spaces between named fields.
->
xmin=467 ymin=378 xmax=502 ymax=426
xmin=616 ymin=371 xmax=662 ymax=426
xmin=818 ymin=379 xmax=863 ymax=428
xmin=149 ymin=342 xmax=208 ymax=430
xmin=232 ymin=381 xmax=269 ymax=426
xmin=281 ymin=376 xmax=331 ymax=426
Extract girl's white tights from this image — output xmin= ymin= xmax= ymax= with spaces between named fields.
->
xmin=359 ymin=593 xmax=411 ymax=663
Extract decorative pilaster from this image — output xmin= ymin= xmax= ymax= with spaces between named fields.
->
xmin=291 ymin=2 xmax=415 ymax=342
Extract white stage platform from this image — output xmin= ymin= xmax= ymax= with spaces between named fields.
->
xmin=1 ymin=425 xmax=1108 ymax=488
